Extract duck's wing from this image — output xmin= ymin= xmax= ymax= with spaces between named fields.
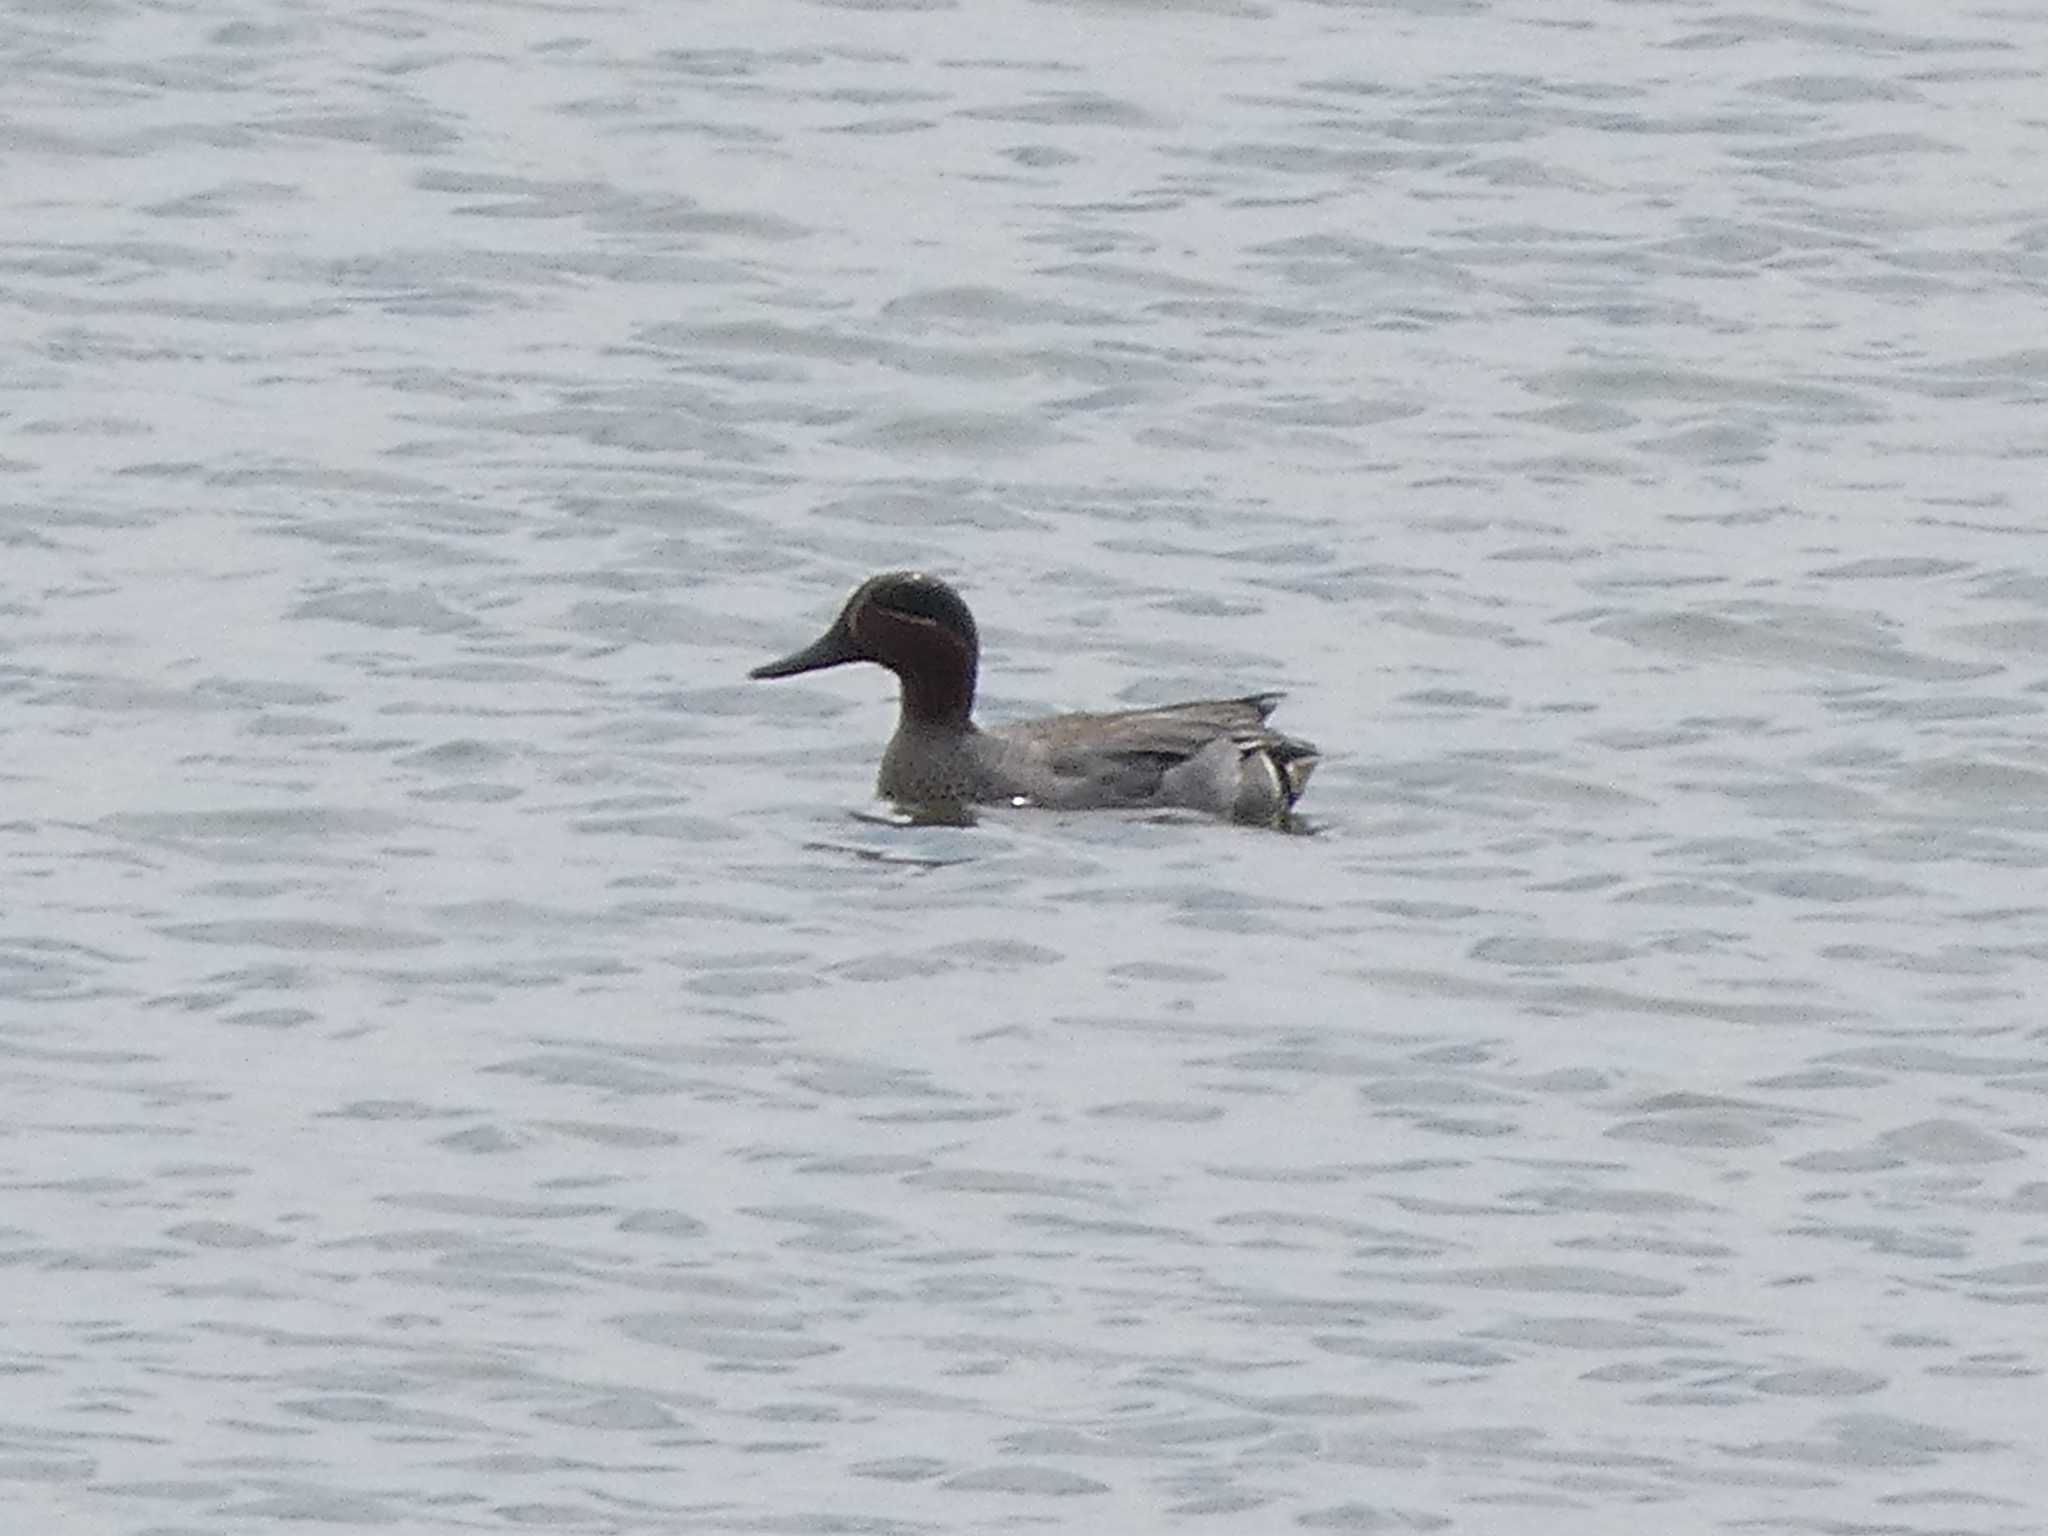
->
xmin=1035 ymin=695 xmax=1294 ymax=762
xmin=990 ymin=695 xmax=1318 ymax=815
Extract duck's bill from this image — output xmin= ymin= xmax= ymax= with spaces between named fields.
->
xmin=750 ymin=626 xmax=858 ymax=679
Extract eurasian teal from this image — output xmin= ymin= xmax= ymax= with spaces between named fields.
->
xmin=750 ymin=572 xmax=1318 ymax=824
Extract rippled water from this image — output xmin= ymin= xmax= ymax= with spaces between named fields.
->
xmin=6 ymin=1 xmax=2048 ymax=1530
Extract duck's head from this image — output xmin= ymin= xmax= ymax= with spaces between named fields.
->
xmin=750 ymin=571 xmax=980 ymax=724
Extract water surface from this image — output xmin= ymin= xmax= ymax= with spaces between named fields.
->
xmin=5 ymin=0 xmax=2047 ymax=1531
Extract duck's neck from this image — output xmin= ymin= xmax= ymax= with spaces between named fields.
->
xmin=898 ymin=663 xmax=975 ymax=730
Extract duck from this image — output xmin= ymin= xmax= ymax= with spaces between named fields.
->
xmin=749 ymin=572 xmax=1318 ymax=825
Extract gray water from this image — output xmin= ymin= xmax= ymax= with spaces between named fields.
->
xmin=6 ymin=1 xmax=2048 ymax=1531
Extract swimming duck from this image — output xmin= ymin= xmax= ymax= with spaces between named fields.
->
xmin=749 ymin=572 xmax=1318 ymax=824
